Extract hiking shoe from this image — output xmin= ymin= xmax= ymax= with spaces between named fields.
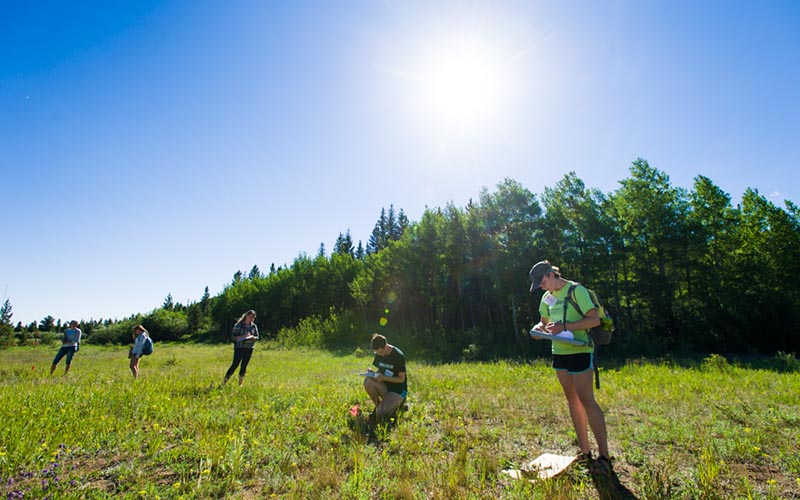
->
xmin=592 ymin=455 xmax=614 ymax=473
xmin=576 ymin=451 xmax=593 ymax=465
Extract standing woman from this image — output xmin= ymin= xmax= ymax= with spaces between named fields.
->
xmin=51 ymin=320 xmax=81 ymax=376
xmin=223 ymin=310 xmax=259 ymax=386
xmin=129 ymin=325 xmax=150 ymax=379
xmin=530 ymin=260 xmax=611 ymax=468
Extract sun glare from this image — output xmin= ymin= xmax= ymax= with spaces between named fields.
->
xmin=415 ymin=39 xmax=510 ymax=132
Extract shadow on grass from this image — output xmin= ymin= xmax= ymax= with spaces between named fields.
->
xmin=589 ymin=461 xmax=638 ymax=500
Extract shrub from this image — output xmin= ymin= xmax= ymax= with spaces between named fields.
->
xmin=772 ymin=351 xmax=799 ymax=372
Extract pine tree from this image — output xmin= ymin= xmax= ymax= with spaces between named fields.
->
xmin=367 ymin=208 xmax=389 ymax=254
xmin=163 ymin=293 xmax=175 ymax=311
xmin=39 ymin=315 xmax=55 ymax=332
xmin=355 ymin=240 xmax=365 ymax=260
xmin=248 ymin=265 xmax=261 ymax=280
xmin=334 ymin=230 xmax=355 ymax=257
xmin=0 ymin=299 xmax=13 ymax=346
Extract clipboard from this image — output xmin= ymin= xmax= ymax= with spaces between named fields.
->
xmin=528 ymin=329 xmax=589 ymax=346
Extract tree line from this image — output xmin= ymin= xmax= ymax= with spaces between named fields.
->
xmin=3 ymin=159 xmax=798 ymax=359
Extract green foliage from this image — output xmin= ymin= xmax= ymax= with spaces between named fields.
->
xmin=142 ymin=309 xmax=189 ymax=341
xmin=20 ymin=162 xmax=800 ymax=358
xmin=1 ymin=346 xmax=799 ymax=499
xmin=0 ymin=299 xmax=14 ymax=347
xmin=90 ymin=318 xmax=140 ymax=345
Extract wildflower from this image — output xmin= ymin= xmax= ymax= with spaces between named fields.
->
xmin=767 ymin=479 xmax=777 ymax=486
xmin=173 ymin=482 xmax=181 ymax=489
xmin=744 ymin=427 xmax=751 ymax=433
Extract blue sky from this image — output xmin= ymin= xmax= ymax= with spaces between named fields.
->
xmin=2 ymin=1 xmax=798 ymax=325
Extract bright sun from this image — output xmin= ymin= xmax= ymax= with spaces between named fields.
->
xmin=415 ymin=39 xmax=509 ymax=131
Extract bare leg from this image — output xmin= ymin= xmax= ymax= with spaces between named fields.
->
xmin=573 ymin=370 xmax=609 ymax=458
xmin=556 ymin=370 xmax=591 ymax=455
xmin=376 ymin=392 xmax=404 ymax=418
xmin=364 ymin=377 xmax=387 ymax=407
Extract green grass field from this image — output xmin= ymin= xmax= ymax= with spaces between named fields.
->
xmin=1 ymin=344 xmax=798 ymax=499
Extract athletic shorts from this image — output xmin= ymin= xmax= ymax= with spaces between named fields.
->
xmin=552 ymin=353 xmax=593 ymax=374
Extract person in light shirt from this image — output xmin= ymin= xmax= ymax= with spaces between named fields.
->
xmin=129 ymin=325 xmax=150 ymax=379
xmin=530 ymin=260 xmax=611 ymax=469
xmin=51 ymin=320 xmax=81 ymax=376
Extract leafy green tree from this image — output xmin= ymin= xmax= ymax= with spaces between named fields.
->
xmin=611 ymin=159 xmax=691 ymax=344
xmin=685 ymin=176 xmax=741 ymax=349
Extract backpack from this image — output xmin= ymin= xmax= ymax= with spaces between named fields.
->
xmin=563 ymin=284 xmax=615 ymax=346
xmin=141 ymin=336 xmax=154 ymax=356
xmin=563 ymin=283 xmax=615 ymax=389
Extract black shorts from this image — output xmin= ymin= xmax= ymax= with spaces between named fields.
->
xmin=552 ymin=353 xmax=593 ymax=374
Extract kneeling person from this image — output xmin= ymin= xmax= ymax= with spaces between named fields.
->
xmin=364 ymin=333 xmax=407 ymax=419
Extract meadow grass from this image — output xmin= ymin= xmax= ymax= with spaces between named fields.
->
xmin=0 ymin=344 xmax=798 ymax=499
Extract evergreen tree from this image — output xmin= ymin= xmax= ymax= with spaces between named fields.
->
xmin=39 ymin=315 xmax=55 ymax=332
xmin=248 ymin=265 xmax=261 ymax=280
xmin=334 ymin=230 xmax=355 ymax=257
xmin=201 ymin=286 xmax=211 ymax=313
xmin=0 ymin=299 xmax=13 ymax=346
xmin=232 ymin=270 xmax=243 ymax=284
xmin=355 ymin=240 xmax=365 ymax=260
xmin=367 ymin=208 xmax=388 ymax=254
xmin=163 ymin=293 xmax=175 ymax=311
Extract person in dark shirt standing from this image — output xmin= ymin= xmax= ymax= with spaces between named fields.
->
xmin=364 ymin=333 xmax=407 ymax=419
xmin=223 ymin=310 xmax=259 ymax=386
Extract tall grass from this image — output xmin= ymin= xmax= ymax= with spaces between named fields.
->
xmin=0 ymin=345 xmax=798 ymax=499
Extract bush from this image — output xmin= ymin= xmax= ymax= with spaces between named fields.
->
xmin=90 ymin=320 xmax=139 ymax=345
xmin=773 ymin=351 xmax=800 ymax=372
xmin=701 ymin=353 xmax=731 ymax=372
xmin=142 ymin=309 xmax=189 ymax=342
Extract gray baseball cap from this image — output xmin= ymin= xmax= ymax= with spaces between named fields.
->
xmin=529 ymin=261 xmax=552 ymax=291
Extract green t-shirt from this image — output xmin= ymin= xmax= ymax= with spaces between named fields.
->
xmin=538 ymin=281 xmax=595 ymax=355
